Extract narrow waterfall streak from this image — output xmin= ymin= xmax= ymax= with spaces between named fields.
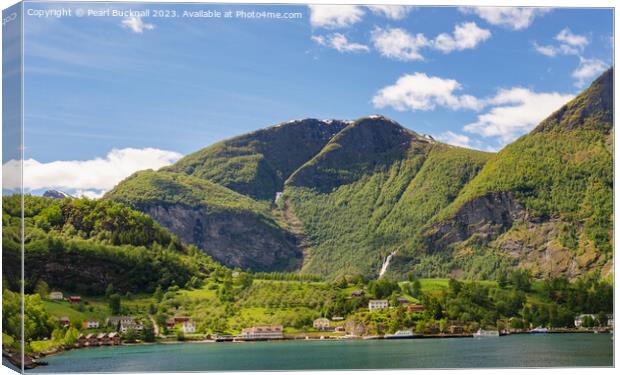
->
xmin=379 ymin=251 xmax=397 ymax=278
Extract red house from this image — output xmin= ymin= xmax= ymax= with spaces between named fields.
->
xmin=67 ymin=296 xmax=82 ymax=303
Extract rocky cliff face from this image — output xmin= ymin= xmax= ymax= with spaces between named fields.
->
xmin=143 ymin=204 xmax=301 ymax=271
xmin=425 ymin=192 xmax=526 ymax=252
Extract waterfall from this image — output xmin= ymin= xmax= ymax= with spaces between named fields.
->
xmin=379 ymin=251 xmax=397 ymax=278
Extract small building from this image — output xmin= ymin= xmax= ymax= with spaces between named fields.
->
xmin=334 ymin=325 xmax=346 ymax=333
xmin=607 ymin=314 xmax=614 ymax=327
xmin=351 ymin=290 xmax=364 ymax=297
xmin=166 ymin=316 xmax=192 ymax=329
xmin=181 ymin=321 xmax=196 ymax=334
xmin=108 ymin=332 xmax=121 ymax=345
xmin=82 ymin=320 xmax=100 ymax=329
xmin=97 ymin=332 xmax=110 ymax=345
xmin=48 ymin=291 xmax=63 ymax=300
xmin=407 ymin=304 xmax=425 ymax=313
xmin=397 ymin=297 xmax=410 ymax=306
xmin=85 ymin=333 xmax=98 ymax=346
xmin=77 ymin=334 xmax=88 ymax=347
xmin=331 ymin=316 xmax=344 ymax=321
xmin=241 ymin=325 xmax=283 ymax=340
xmin=58 ymin=316 xmax=70 ymax=328
xmin=449 ymin=325 xmax=464 ymax=334
xmin=313 ymin=318 xmax=331 ymax=331
xmin=574 ymin=314 xmax=597 ymax=328
xmin=368 ymin=299 xmax=389 ymax=311
xmin=106 ymin=316 xmax=135 ymax=328
xmin=120 ymin=322 xmax=144 ymax=333
xmin=67 ymin=296 xmax=81 ymax=303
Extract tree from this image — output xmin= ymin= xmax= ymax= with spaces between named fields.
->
xmin=597 ymin=312 xmax=608 ymax=327
xmin=143 ymin=322 xmax=156 ymax=342
xmin=105 ymin=283 xmax=114 ymax=298
xmin=109 ymin=294 xmax=122 ymax=314
xmin=154 ymin=286 xmax=163 ymax=302
xmin=497 ymin=271 xmax=508 ymax=289
xmin=176 ymin=328 xmax=185 ymax=341
xmin=64 ymin=327 xmax=80 ymax=344
xmin=34 ymin=280 xmax=49 ymax=299
xmin=510 ymin=269 xmax=531 ymax=292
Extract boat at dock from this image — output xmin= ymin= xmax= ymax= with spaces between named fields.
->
xmin=385 ymin=330 xmax=418 ymax=339
xmin=473 ymin=329 xmax=500 ymax=337
xmin=530 ymin=327 xmax=549 ymax=334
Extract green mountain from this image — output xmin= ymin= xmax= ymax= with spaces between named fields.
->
xmin=412 ymin=68 xmax=613 ymax=279
xmin=107 ymin=69 xmax=613 ymax=280
xmin=2 ymin=195 xmax=222 ymax=295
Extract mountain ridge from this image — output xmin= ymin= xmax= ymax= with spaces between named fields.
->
xmin=107 ymin=69 xmax=613 ymax=280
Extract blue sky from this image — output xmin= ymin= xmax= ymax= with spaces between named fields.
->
xmin=11 ymin=2 xmax=614 ymax=197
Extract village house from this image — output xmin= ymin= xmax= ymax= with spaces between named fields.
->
xmin=397 ymin=297 xmax=410 ymax=306
xmin=351 ymin=290 xmax=364 ymax=298
xmin=66 ymin=296 xmax=81 ymax=303
xmin=108 ymin=332 xmax=121 ymax=345
xmin=48 ymin=291 xmax=63 ymax=300
xmin=77 ymin=334 xmax=88 ymax=347
xmin=334 ymin=325 xmax=346 ymax=333
xmin=181 ymin=320 xmax=196 ymax=334
xmin=368 ymin=299 xmax=389 ymax=311
xmin=407 ymin=304 xmax=425 ymax=313
xmin=58 ymin=316 xmax=70 ymax=328
xmin=86 ymin=333 xmax=98 ymax=346
xmin=166 ymin=316 xmax=192 ymax=329
xmin=82 ymin=319 xmax=100 ymax=329
xmin=106 ymin=316 xmax=135 ymax=328
xmin=331 ymin=316 xmax=344 ymax=321
xmin=449 ymin=325 xmax=464 ymax=334
xmin=241 ymin=325 xmax=284 ymax=340
xmin=97 ymin=332 xmax=110 ymax=345
xmin=313 ymin=318 xmax=331 ymax=331
xmin=120 ymin=321 xmax=144 ymax=333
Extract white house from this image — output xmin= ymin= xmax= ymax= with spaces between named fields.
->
xmin=241 ymin=325 xmax=283 ymax=340
xmin=48 ymin=291 xmax=63 ymax=300
xmin=181 ymin=321 xmax=196 ymax=334
xmin=368 ymin=299 xmax=389 ymax=311
xmin=120 ymin=322 xmax=144 ymax=333
xmin=106 ymin=316 xmax=135 ymax=327
xmin=313 ymin=318 xmax=331 ymax=331
xmin=82 ymin=320 xmax=100 ymax=329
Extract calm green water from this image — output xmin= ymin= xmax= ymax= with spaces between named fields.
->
xmin=31 ymin=334 xmax=612 ymax=372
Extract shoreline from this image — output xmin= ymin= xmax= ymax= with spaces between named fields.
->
xmin=15 ymin=328 xmax=610 ymax=369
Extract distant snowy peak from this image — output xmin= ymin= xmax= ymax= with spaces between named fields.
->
xmin=43 ymin=189 xmax=73 ymax=199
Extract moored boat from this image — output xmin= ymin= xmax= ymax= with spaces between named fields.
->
xmin=385 ymin=329 xmax=418 ymax=339
xmin=529 ymin=326 xmax=549 ymax=334
xmin=473 ymin=329 xmax=500 ymax=337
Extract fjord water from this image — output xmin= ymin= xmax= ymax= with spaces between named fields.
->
xmin=33 ymin=334 xmax=612 ymax=372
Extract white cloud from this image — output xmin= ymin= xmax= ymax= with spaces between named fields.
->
xmin=572 ymin=57 xmax=608 ymax=87
xmin=372 ymin=72 xmax=483 ymax=112
xmin=311 ymin=33 xmax=370 ymax=53
xmin=433 ymin=22 xmax=491 ymax=53
xmin=2 ymin=148 xmax=182 ymax=193
xmin=555 ymin=28 xmax=588 ymax=49
xmin=371 ymin=23 xmax=490 ymax=61
xmin=533 ymin=42 xmax=558 ymax=57
xmin=367 ymin=5 xmax=412 ymax=20
xmin=534 ymin=28 xmax=588 ymax=57
xmin=308 ymin=5 xmax=365 ymax=29
xmin=459 ymin=7 xmax=549 ymax=30
xmin=371 ymin=27 xmax=428 ymax=61
xmin=436 ymin=131 xmax=475 ymax=148
xmin=121 ymin=16 xmax=155 ymax=33
xmin=464 ymin=88 xmax=574 ymax=144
